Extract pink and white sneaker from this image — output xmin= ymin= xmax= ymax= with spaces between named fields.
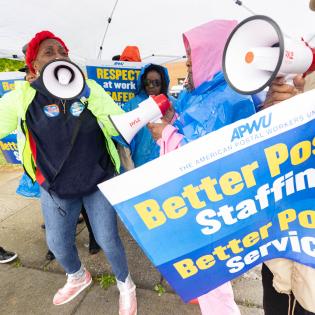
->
xmin=53 ymin=269 xmax=92 ymax=305
xmin=117 ymin=274 xmax=137 ymax=315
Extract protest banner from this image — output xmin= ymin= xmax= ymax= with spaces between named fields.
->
xmin=86 ymin=60 xmax=143 ymax=109
xmin=0 ymin=71 xmax=24 ymax=96
xmin=99 ymin=89 xmax=315 ymax=302
xmin=0 ymin=71 xmax=24 ymax=164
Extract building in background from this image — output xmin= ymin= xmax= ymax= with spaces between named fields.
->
xmin=164 ymin=60 xmax=186 ymax=98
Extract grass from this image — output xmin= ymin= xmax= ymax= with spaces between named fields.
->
xmin=12 ymin=258 xmax=22 ymax=268
xmin=96 ymin=273 xmax=116 ymax=290
xmin=153 ymin=283 xmax=166 ymax=296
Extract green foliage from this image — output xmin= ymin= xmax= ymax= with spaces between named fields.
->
xmin=0 ymin=58 xmax=24 ymax=72
xmin=96 ymin=273 xmax=116 ymax=290
xmin=12 ymin=258 xmax=22 ymax=268
xmin=153 ymin=283 xmax=166 ymax=296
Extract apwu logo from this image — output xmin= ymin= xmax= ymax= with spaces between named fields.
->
xmin=231 ymin=113 xmax=272 ymax=142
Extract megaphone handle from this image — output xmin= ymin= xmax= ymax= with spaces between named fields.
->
xmin=283 ymin=74 xmax=296 ymax=87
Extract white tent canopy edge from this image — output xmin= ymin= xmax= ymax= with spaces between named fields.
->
xmin=1 ymin=0 xmax=314 ymax=64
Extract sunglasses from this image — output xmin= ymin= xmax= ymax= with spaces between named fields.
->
xmin=143 ymin=79 xmax=161 ymax=87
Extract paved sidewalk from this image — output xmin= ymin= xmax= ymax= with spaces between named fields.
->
xmin=0 ymin=167 xmax=263 ymax=314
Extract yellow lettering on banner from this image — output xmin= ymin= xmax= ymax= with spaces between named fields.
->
xmin=96 ymin=68 xmax=103 ymax=79
xmin=103 ymin=69 xmax=109 ymax=79
xmin=127 ymin=70 xmax=134 ymax=80
xmin=242 ymin=231 xmax=260 ymax=248
xmin=173 ymin=259 xmax=199 ymax=279
xmin=199 ymin=177 xmax=223 ymax=202
xmin=96 ymin=68 xmax=110 ymax=79
xmin=265 ymin=138 xmax=315 ymax=177
xmin=121 ymin=70 xmax=127 ymax=80
xmin=172 ymin=220 xmax=274 ymax=279
xmin=109 ymin=69 xmax=116 ymax=80
xmin=298 ymin=210 xmax=315 ymax=228
xmin=241 ymin=161 xmax=259 ymax=187
xmin=2 ymin=82 xmax=15 ymax=91
xmin=111 ymin=92 xmax=118 ymax=101
xmin=122 ymin=92 xmax=129 ymax=103
xmin=219 ymin=171 xmax=244 ymax=195
xmin=278 ymin=209 xmax=296 ymax=231
xmin=96 ymin=68 xmax=142 ymax=82
xmin=0 ymin=141 xmax=16 ymax=150
xmin=196 ymin=254 xmax=216 ymax=269
xmin=182 ymin=184 xmax=206 ymax=209
xmin=212 ymin=245 xmax=231 ymax=259
xmin=0 ymin=141 xmax=8 ymax=150
xmin=2 ymin=82 xmax=9 ymax=90
xmin=135 ymin=69 xmax=141 ymax=80
xmin=227 ymin=239 xmax=244 ymax=254
xmin=290 ymin=141 xmax=311 ymax=165
xmin=115 ymin=69 xmax=122 ymax=80
xmin=259 ymin=222 xmax=272 ymax=239
xmin=134 ymin=199 xmax=166 ymax=229
xmin=265 ymin=143 xmax=289 ymax=177
xmin=162 ymin=196 xmax=188 ymax=219
xmin=107 ymin=92 xmax=135 ymax=103
xmin=7 ymin=142 xmax=18 ymax=150
xmin=128 ymin=92 xmax=135 ymax=101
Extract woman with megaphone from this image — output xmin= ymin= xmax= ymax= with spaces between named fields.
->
xmin=123 ymin=63 xmax=176 ymax=168
xmin=148 ymin=19 xmax=306 ymax=315
xmin=0 ymin=30 xmax=137 ymax=315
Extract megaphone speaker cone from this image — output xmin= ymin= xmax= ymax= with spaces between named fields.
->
xmin=223 ymin=14 xmax=315 ymax=94
xmin=222 ymin=15 xmax=284 ymax=95
xmin=41 ymin=59 xmax=86 ymax=100
xmin=54 ymin=65 xmax=74 ymax=85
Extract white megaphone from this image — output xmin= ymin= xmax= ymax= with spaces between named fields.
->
xmin=40 ymin=59 xmax=86 ymax=99
xmin=222 ymin=15 xmax=315 ymax=94
xmin=109 ymin=94 xmax=171 ymax=144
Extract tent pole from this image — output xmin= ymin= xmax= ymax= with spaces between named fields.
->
xmin=234 ymin=0 xmax=256 ymax=15
xmin=97 ymin=0 xmax=119 ymax=59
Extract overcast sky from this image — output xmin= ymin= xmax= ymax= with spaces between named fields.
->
xmin=1 ymin=0 xmax=315 ymax=62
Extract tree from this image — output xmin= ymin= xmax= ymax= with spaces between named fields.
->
xmin=0 ymin=58 xmax=24 ymax=72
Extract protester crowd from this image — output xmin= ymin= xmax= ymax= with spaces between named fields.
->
xmin=0 ymin=5 xmax=314 ymax=315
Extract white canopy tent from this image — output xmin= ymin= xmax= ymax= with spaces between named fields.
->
xmin=0 ymin=0 xmax=315 ymax=64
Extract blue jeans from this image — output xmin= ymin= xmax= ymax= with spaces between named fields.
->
xmin=40 ymin=187 xmax=129 ymax=281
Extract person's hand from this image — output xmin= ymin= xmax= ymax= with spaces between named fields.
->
xmin=261 ymin=75 xmax=305 ymax=110
xmin=161 ymin=104 xmax=175 ymax=124
xmin=147 ymin=122 xmax=168 ymax=141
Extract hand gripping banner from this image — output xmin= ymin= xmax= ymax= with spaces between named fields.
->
xmin=99 ymin=90 xmax=315 ymax=302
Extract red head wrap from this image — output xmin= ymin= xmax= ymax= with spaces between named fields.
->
xmin=25 ymin=30 xmax=69 ymax=74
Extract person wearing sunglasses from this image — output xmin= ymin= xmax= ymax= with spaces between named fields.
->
xmin=123 ymin=64 xmax=176 ymax=168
